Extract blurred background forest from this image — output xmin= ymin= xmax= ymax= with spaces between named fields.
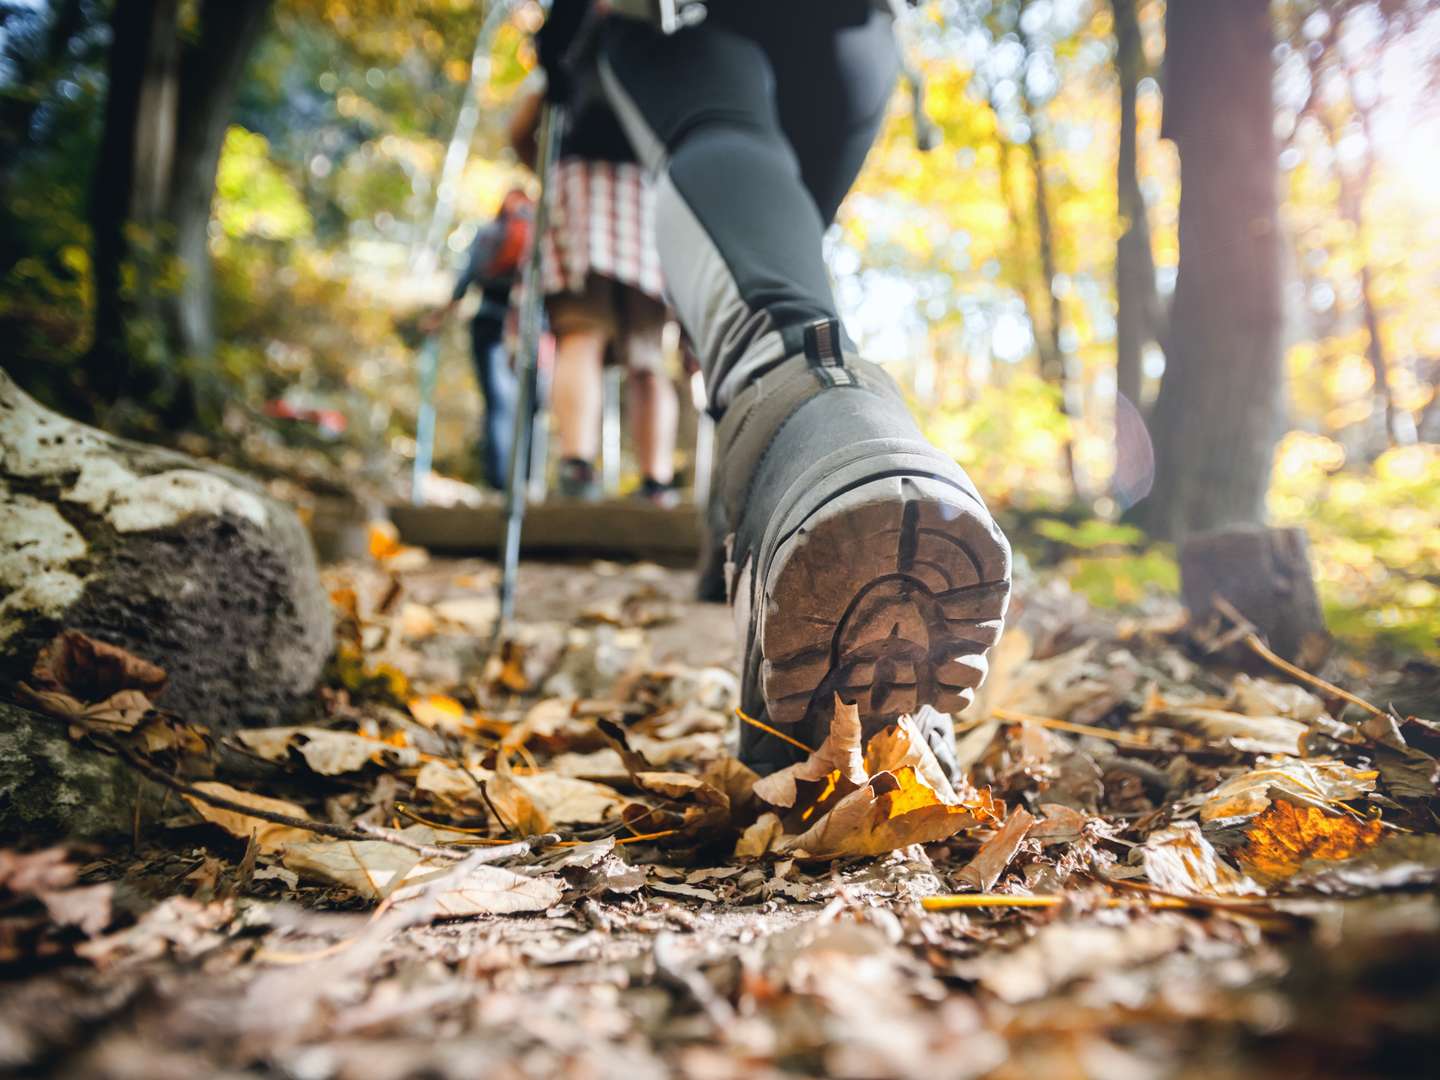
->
xmin=1 ymin=0 xmax=1438 ymax=653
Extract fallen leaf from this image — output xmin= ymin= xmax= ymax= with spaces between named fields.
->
xmin=1141 ymin=822 xmax=1262 ymax=897
xmin=390 ymin=853 xmax=563 ymax=917
xmin=735 ymin=813 xmax=783 ymax=859
xmin=1200 ymin=759 xmax=1378 ymax=822
xmin=182 ymin=782 xmax=314 ymax=853
xmin=957 ymin=807 xmax=1037 ymax=891
xmin=1141 ymin=704 xmax=1309 ymax=756
xmin=504 ymin=772 xmax=627 ymax=825
xmin=283 ymin=835 xmax=436 ymax=900
xmin=751 ymin=697 xmax=867 ymax=813
xmin=31 ymin=630 xmax=167 ymax=700
xmin=16 ymin=684 xmax=154 ymax=735
xmin=1237 ymin=799 xmax=1385 ymax=885
xmin=237 ymin=726 xmax=414 ymax=775
xmin=408 ymin=693 xmax=472 ymax=734
xmin=1283 ymin=833 xmax=1440 ymax=895
xmin=780 ymin=764 xmax=997 ymax=859
xmin=433 ymin=596 xmax=500 ymax=634
xmin=415 ymin=760 xmax=481 ymax=798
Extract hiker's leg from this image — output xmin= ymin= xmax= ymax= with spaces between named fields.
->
xmin=598 ymin=5 xmax=1011 ymax=778
xmin=627 ymin=369 xmax=677 ymax=487
xmin=723 ymin=0 xmax=900 ymax=225
xmin=550 ymin=327 xmax=605 ymax=463
xmin=619 ymin=287 xmax=675 ymax=488
xmin=471 ymin=316 xmax=515 ymax=490
xmin=598 ymin=17 xmax=835 ymax=409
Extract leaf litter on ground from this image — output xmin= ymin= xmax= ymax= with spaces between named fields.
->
xmin=4 ymin=556 xmax=1439 ymax=1077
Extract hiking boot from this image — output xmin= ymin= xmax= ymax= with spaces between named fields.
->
xmin=556 ymin=457 xmax=601 ymax=501
xmin=721 ymin=321 xmax=1011 ymax=782
xmin=637 ymin=475 xmax=681 ymax=509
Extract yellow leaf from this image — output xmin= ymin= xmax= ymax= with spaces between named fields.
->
xmin=408 ymin=693 xmax=470 ymax=734
xmin=1237 ymin=799 xmax=1384 ymax=885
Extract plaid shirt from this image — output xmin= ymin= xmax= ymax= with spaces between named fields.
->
xmin=541 ymin=157 xmax=665 ymax=303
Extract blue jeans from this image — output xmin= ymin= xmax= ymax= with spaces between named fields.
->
xmin=471 ymin=316 xmax=516 ymax=490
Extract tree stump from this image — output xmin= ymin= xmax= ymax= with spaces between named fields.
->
xmin=0 ymin=370 xmax=332 ymax=734
xmin=1179 ymin=524 xmax=1329 ymax=664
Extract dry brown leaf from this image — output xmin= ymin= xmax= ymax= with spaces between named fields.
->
xmin=486 ymin=760 xmax=553 ymax=834
xmin=734 ymin=813 xmax=783 ymax=859
xmin=505 ymin=772 xmax=627 ymax=825
xmin=17 ymin=684 xmax=154 ymax=735
xmin=282 ymin=835 xmax=436 ymax=900
xmin=31 ymin=630 xmax=167 ymax=700
xmin=391 ymin=857 xmax=563 ymax=918
xmin=182 ymin=782 xmax=314 ymax=854
xmin=236 ymin=726 xmax=413 ymax=775
xmin=408 ymin=694 xmax=472 ymax=735
xmin=1199 ymin=759 xmax=1379 ymax=822
xmin=1230 ymin=675 xmax=1326 ymax=723
xmin=1141 ymin=822 xmax=1262 ymax=897
xmin=957 ymin=807 xmax=1037 ymax=891
xmin=415 ymin=760 xmax=481 ymax=798
xmin=1141 ymin=704 xmax=1309 ymax=756
xmin=865 ymin=714 xmax=959 ymax=801
xmin=751 ymin=697 xmax=867 ymax=811
xmin=433 ymin=595 xmax=500 ymax=634
xmin=1237 ymin=798 xmax=1385 ymax=885
xmin=780 ymin=765 xmax=997 ymax=859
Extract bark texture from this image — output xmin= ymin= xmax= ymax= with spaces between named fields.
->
xmin=1111 ymin=0 xmax=1161 ymax=412
xmin=1179 ymin=525 xmax=1329 ymax=665
xmin=1138 ymin=0 xmax=1284 ymax=539
xmin=85 ymin=0 xmax=272 ymax=413
xmin=0 ymin=369 xmax=331 ymax=730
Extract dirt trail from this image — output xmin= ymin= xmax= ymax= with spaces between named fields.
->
xmin=3 ymin=555 xmax=1438 ymax=1079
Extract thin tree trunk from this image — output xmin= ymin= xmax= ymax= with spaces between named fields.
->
xmin=165 ymin=0 xmax=274 ymax=368
xmin=1016 ymin=35 xmax=1084 ymax=500
xmin=1333 ymin=60 xmax=1409 ymax=450
xmin=1110 ymin=0 xmax=1160 ymax=412
xmin=88 ymin=0 xmax=180 ymax=404
xmin=1137 ymin=0 xmax=1283 ymax=540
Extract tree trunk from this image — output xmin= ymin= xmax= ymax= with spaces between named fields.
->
xmin=1016 ymin=22 xmax=1084 ymax=501
xmin=1137 ymin=0 xmax=1283 ymax=540
xmin=1111 ymin=0 xmax=1160 ymax=412
xmin=1333 ymin=60 xmax=1410 ymax=452
xmin=165 ymin=0 xmax=274 ymax=369
xmin=86 ymin=0 xmax=270 ymax=423
xmin=87 ymin=0 xmax=180 ymax=405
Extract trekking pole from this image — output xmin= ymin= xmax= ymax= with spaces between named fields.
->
xmin=494 ymin=101 xmax=564 ymax=637
xmin=411 ymin=333 xmax=442 ymax=506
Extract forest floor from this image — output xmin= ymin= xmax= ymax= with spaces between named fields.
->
xmin=4 ymin=546 xmax=1440 ymax=1079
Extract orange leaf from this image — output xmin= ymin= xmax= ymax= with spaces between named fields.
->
xmin=1238 ymin=799 xmax=1384 ymax=885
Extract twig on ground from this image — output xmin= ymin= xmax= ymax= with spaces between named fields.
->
xmin=477 ymin=778 xmax=517 ymax=837
xmin=990 ymin=707 xmax=1152 ymax=747
xmin=735 ymin=708 xmax=815 ymax=754
xmin=920 ymin=892 xmax=1264 ymax=912
xmin=107 ymin=740 xmax=470 ymax=859
xmin=1212 ymin=597 xmax=1386 ymax=718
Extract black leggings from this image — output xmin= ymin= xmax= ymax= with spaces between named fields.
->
xmin=597 ymin=0 xmax=898 ymax=409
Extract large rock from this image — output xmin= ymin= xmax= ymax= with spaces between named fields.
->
xmin=0 ymin=703 xmax=167 ymax=840
xmin=0 ymin=368 xmax=332 ymax=731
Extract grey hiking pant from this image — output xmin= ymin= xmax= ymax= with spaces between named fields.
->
xmin=596 ymin=0 xmax=899 ymax=411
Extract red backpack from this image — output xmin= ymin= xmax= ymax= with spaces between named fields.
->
xmin=486 ymin=196 xmax=534 ymax=279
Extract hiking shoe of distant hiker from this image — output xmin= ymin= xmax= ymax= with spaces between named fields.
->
xmin=721 ymin=321 xmax=1011 ymax=782
xmin=556 ymin=457 xmax=601 ymax=501
xmin=636 ymin=476 xmax=681 ymax=509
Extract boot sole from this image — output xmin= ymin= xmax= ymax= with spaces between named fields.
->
xmin=758 ymin=474 xmax=1011 ymax=737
